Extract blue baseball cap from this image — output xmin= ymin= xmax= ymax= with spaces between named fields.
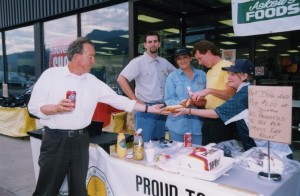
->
xmin=222 ymin=59 xmax=254 ymax=75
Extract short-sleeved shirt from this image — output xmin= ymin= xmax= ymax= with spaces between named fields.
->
xmin=205 ymin=60 xmax=232 ymax=109
xmin=120 ymin=52 xmax=176 ymax=103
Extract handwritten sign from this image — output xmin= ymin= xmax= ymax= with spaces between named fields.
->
xmin=248 ymin=86 xmax=292 ymax=144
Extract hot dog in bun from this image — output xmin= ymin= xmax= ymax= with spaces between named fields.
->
xmin=164 ymin=104 xmax=185 ymax=113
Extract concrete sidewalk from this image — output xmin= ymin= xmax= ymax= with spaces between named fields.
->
xmin=0 ymin=135 xmax=35 ymax=196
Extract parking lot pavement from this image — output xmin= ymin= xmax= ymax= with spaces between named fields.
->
xmin=0 ymin=135 xmax=35 ymax=196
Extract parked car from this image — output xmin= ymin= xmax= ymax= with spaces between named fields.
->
xmin=0 ymin=71 xmax=27 ymax=87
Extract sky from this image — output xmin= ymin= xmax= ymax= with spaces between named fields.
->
xmin=3 ymin=2 xmax=128 ymax=55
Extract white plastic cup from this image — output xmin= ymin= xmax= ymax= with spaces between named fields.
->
xmin=145 ymin=148 xmax=155 ymax=162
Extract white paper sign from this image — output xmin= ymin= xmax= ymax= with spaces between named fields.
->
xmin=248 ymin=86 xmax=292 ymax=143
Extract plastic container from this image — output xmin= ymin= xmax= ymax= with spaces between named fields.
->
xmin=133 ymin=128 xmax=144 ymax=160
xmin=116 ymin=130 xmax=127 ymax=158
xmin=178 ymin=157 xmax=235 ymax=181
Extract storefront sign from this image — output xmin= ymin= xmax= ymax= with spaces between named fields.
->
xmin=248 ymin=86 xmax=292 ymax=143
xmin=232 ymin=0 xmax=300 ymax=36
xmin=49 ymin=38 xmax=74 ymax=67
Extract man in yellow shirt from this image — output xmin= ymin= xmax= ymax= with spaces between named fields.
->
xmin=192 ymin=40 xmax=236 ymax=145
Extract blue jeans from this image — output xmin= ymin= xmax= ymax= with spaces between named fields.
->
xmin=134 ymin=111 xmax=167 ymax=142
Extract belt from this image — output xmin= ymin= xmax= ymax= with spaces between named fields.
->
xmin=43 ymin=127 xmax=87 ymax=137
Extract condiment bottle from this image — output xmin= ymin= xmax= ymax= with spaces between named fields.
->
xmin=133 ymin=128 xmax=144 ymax=160
xmin=116 ymin=130 xmax=127 ymax=158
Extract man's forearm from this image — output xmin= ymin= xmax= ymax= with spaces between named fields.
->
xmin=40 ymin=104 xmax=61 ymax=115
xmin=117 ymin=75 xmax=140 ymax=102
xmin=208 ymin=88 xmax=236 ymax=100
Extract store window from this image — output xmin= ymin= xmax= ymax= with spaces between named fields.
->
xmin=135 ymin=2 xmax=246 ymax=69
xmin=0 ymin=34 xmax=3 ymax=95
xmin=135 ymin=1 xmax=300 ymax=102
xmin=81 ymin=2 xmax=129 ymax=94
xmin=136 ymin=4 xmax=180 ymax=66
xmin=0 ymin=33 xmax=2 ymax=70
xmin=254 ymin=31 xmax=300 ymax=99
xmin=44 ymin=15 xmax=77 ymax=69
xmin=5 ymin=26 xmax=35 ymax=96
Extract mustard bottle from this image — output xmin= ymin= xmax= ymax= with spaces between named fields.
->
xmin=116 ymin=130 xmax=127 ymax=158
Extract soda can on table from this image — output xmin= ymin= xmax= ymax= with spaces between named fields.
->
xmin=66 ymin=90 xmax=76 ymax=107
xmin=184 ymin=132 xmax=192 ymax=147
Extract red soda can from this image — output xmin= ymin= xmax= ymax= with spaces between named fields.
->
xmin=184 ymin=132 xmax=192 ymax=147
xmin=66 ymin=91 xmax=76 ymax=108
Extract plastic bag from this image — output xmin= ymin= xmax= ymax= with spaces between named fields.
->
xmin=236 ymin=147 xmax=300 ymax=175
xmin=213 ymin=139 xmax=244 ymax=158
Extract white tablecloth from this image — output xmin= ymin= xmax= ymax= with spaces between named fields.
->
xmin=88 ymin=145 xmax=300 ymax=196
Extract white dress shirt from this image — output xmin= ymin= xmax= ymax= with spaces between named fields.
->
xmin=28 ymin=66 xmax=136 ymax=130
